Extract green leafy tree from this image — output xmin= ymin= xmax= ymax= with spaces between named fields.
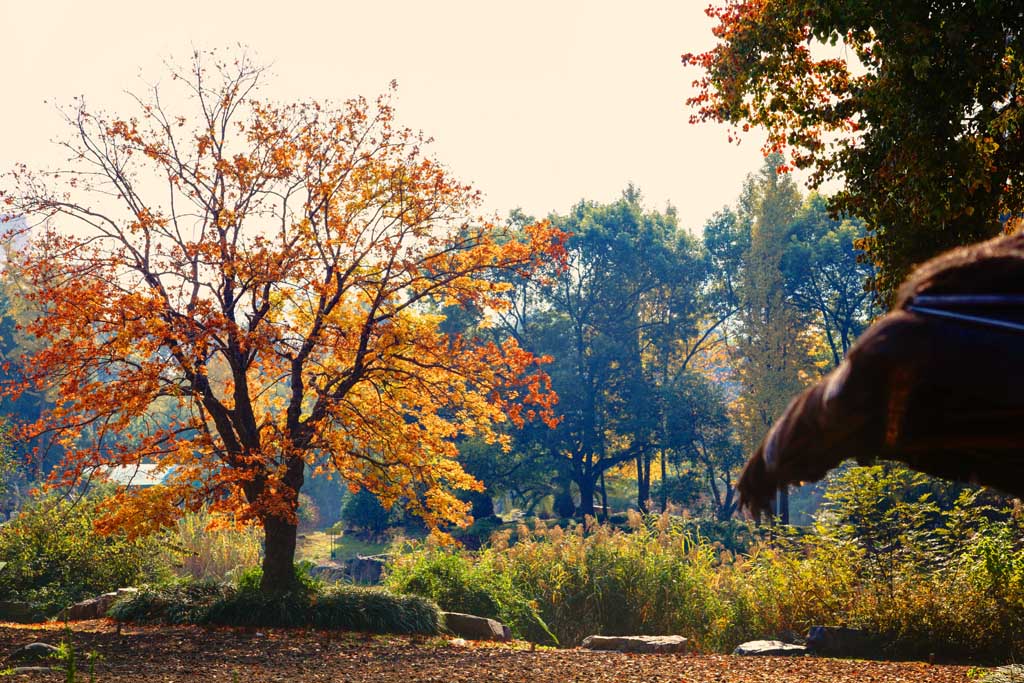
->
xmin=541 ymin=190 xmax=706 ymax=515
xmin=662 ymin=373 xmax=744 ymax=520
xmin=783 ymin=194 xmax=876 ymax=367
xmin=684 ymin=1 xmax=1024 ymax=301
xmin=341 ymin=489 xmax=396 ymax=535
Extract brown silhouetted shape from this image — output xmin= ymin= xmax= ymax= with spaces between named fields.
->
xmin=738 ymin=232 xmax=1024 ymax=518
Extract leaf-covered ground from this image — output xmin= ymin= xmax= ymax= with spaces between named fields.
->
xmin=0 ymin=621 xmax=979 ymax=682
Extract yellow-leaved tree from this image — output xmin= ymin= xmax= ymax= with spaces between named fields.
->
xmin=1 ymin=52 xmax=563 ymax=591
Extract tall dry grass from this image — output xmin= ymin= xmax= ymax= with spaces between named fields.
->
xmin=387 ymin=507 xmax=1024 ymax=660
xmin=163 ymin=509 xmax=263 ymax=581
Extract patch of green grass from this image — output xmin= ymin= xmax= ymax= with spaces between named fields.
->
xmin=296 ymin=531 xmax=389 ymax=564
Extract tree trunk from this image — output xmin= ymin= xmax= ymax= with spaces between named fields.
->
xmin=636 ymin=452 xmax=651 ymax=512
xmin=261 ymin=515 xmax=299 ymax=592
xmin=776 ymin=485 xmax=790 ymax=525
xmin=659 ymin=447 xmax=668 ymax=512
xmin=554 ymin=476 xmax=576 ymax=518
xmin=599 ymin=470 xmax=609 ymax=522
xmin=578 ymin=474 xmax=596 ymax=518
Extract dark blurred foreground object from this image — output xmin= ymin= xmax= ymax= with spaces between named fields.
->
xmin=738 ymin=233 xmax=1024 ymax=518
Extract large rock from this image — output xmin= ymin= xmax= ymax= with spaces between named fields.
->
xmin=65 ymin=587 xmax=138 ymax=621
xmin=733 ymin=640 xmax=807 ymax=656
xmin=806 ymin=626 xmax=873 ymax=658
xmin=6 ymin=642 xmax=58 ymax=664
xmin=0 ymin=601 xmax=43 ymax=624
xmin=65 ymin=597 xmax=104 ymax=621
xmin=442 ymin=612 xmax=511 ymax=642
xmin=581 ymin=635 xmax=689 ymax=654
xmin=309 ymin=562 xmax=348 ymax=583
xmin=345 ymin=555 xmax=388 ymax=584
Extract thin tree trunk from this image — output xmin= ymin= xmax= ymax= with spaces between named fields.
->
xmin=659 ymin=446 xmax=668 ymax=512
xmin=600 ymin=470 xmax=609 ymax=521
xmin=636 ymin=452 xmax=650 ymax=513
xmin=777 ymin=486 xmax=790 ymax=525
xmin=578 ymin=473 xmax=596 ymax=518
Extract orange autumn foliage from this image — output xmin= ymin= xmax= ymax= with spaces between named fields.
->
xmin=1 ymin=52 xmax=564 ymax=581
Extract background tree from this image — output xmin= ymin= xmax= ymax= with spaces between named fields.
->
xmin=662 ymin=371 xmax=744 ymax=520
xmin=684 ymin=1 xmax=1024 ymax=301
xmin=783 ymin=194 xmax=875 ymax=368
xmin=734 ymin=157 xmax=810 ymax=522
xmin=1 ymin=52 xmax=563 ymax=591
xmin=540 ymin=190 xmax=706 ymax=516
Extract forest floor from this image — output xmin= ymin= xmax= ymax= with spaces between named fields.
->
xmin=0 ymin=621 xmax=984 ymax=682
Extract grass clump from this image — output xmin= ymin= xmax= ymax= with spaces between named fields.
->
xmin=106 ymin=581 xmax=233 ymax=624
xmin=161 ymin=509 xmax=262 ymax=581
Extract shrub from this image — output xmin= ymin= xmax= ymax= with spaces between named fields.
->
xmin=387 ymin=502 xmax=1024 ymax=659
xmin=111 ymin=564 xmax=442 ymax=635
xmin=385 ymin=544 xmax=557 ymax=644
xmin=0 ymin=492 xmax=166 ymax=614
xmin=106 ymin=580 xmax=231 ymax=624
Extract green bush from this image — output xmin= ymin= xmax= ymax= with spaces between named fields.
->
xmin=385 ymin=548 xmax=557 ymax=644
xmin=0 ymin=492 xmax=167 ymax=614
xmin=111 ymin=564 xmax=442 ymax=635
xmin=106 ymin=580 xmax=231 ymax=624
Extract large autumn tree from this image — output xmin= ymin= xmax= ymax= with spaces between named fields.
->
xmin=684 ymin=1 xmax=1024 ymax=301
xmin=1 ymin=52 xmax=563 ymax=591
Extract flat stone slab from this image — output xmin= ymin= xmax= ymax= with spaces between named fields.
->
xmin=733 ymin=640 xmax=807 ymax=656
xmin=6 ymin=642 xmax=59 ymax=664
xmin=581 ymin=635 xmax=689 ymax=654
xmin=442 ymin=612 xmax=510 ymax=642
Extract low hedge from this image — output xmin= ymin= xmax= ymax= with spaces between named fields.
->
xmin=109 ymin=577 xmax=442 ymax=635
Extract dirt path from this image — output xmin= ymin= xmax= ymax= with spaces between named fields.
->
xmin=0 ymin=621 xmax=977 ymax=682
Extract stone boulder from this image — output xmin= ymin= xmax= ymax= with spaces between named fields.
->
xmin=581 ymin=635 xmax=689 ymax=654
xmin=345 ymin=555 xmax=389 ymax=584
xmin=442 ymin=612 xmax=511 ymax=642
xmin=732 ymin=640 xmax=807 ymax=656
xmin=309 ymin=562 xmax=348 ymax=583
xmin=6 ymin=642 xmax=59 ymax=664
xmin=806 ymin=626 xmax=873 ymax=658
xmin=65 ymin=587 xmax=138 ymax=621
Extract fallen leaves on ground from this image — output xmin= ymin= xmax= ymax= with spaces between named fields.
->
xmin=0 ymin=621 xmax=979 ymax=682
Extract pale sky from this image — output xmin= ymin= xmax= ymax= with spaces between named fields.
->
xmin=0 ymin=0 xmax=775 ymax=233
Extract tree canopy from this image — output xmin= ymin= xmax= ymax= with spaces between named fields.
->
xmin=683 ymin=1 xmax=1024 ymax=301
xmin=1 ymin=52 xmax=563 ymax=591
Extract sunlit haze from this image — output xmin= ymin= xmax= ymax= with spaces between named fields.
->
xmin=1 ymin=0 xmax=778 ymax=232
